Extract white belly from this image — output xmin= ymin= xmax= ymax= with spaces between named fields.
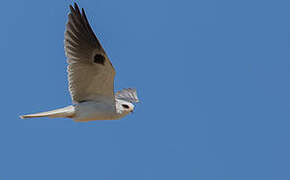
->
xmin=72 ymin=101 xmax=127 ymax=122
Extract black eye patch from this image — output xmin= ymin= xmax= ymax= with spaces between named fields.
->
xmin=122 ymin=104 xmax=130 ymax=109
xmin=94 ymin=54 xmax=105 ymax=65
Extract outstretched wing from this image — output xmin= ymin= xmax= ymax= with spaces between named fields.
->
xmin=115 ymin=88 xmax=139 ymax=103
xmin=65 ymin=3 xmax=115 ymax=103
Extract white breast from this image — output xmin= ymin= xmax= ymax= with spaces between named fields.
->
xmin=72 ymin=101 xmax=127 ymax=122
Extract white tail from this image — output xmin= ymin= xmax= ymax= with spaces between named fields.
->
xmin=20 ymin=105 xmax=75 ymax=119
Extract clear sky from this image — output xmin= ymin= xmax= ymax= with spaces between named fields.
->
xmin=0 ymin=0 xmax=289 ymax=179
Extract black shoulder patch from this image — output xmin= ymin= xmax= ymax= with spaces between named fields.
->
xmin=94 ymin=54 xmax=105 ymax=65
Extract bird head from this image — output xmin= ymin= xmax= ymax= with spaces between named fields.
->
xmin=116 ymin=99 xmax=135 ymax=114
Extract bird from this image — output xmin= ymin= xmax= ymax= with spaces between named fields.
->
xmin=20 ymin=3 xmax=139 ymax=122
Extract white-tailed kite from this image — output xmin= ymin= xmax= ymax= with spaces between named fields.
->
xmin=20 ymin=3 xmax=139 ymax=122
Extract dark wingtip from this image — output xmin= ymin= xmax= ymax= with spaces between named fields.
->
xmin=69 ymin=4 xmax=75 ymax=14
xmin=81 ymin=8 xmax=86 ymax=16
xmin=74 ymin=2 xmax=78 ymax=9
xmin=74 ymin=2 xmax=81 ymax=13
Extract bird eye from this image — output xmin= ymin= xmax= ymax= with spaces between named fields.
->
xmin=122 ymin=104 xmax=130 ymax=109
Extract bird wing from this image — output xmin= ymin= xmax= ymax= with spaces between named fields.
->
xmin=65 ymin=3 xmax=115 ymax=103
xmin=115 ymin=88 xmax=139 ymax=103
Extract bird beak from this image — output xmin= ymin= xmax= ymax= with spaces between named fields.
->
xmin=130 ymin=110 xmax=134 ymax=113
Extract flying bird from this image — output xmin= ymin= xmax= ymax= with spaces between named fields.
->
xmin=20 ymin=3 xmax=139 ymax=122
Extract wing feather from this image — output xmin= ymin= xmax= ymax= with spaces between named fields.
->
xmin=65 ymin=3 xmax=115 ymax=103
xmin=115 ymin=88 xmax=139 ymax=103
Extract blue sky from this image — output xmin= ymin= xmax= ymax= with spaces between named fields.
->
xmin=0 ymin=0 xmax=289 ymax=179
